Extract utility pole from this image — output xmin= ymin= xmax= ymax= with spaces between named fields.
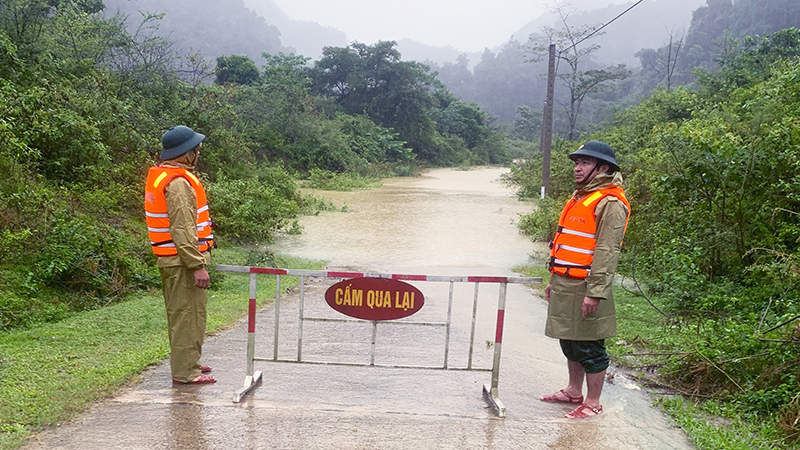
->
xmin=540 ymin=43 xmax=556 ymax=199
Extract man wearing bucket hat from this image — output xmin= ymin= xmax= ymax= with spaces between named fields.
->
xmin=144 ymin=126 xmax=216 ymax=384
xmin=539 ymin=140 xmax=630 ymax=418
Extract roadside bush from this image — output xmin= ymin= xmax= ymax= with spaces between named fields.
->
xmin=0 ymin=292 xmax=70 ymax=329
xmin=517 ymin=197 xmax=562 ymax=241
xmin=33 ymin=210 xmax=157 ymax=306
xmin=426 ymin=133 xmax=473 ymax=167
xmin=336 ymin=112 xmax=415 ymax=166
xmin=207 ymin=174 xmax=300 ymax=243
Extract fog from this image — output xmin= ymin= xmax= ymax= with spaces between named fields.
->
xmin=249 ymin=0 xmax=629 ymax=52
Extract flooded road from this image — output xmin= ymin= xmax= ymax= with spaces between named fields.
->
xmin=23 ymin=168 xmax=693 ymax=450
xmin=272 ymin=167 xmax=541 ymax=271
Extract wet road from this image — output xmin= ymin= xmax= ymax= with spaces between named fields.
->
xmin=23 ymin=168 xmax=694 ymax=449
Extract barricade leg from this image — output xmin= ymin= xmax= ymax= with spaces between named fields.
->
xmin=233 ymin=272 xmax=263 ymax=402
xmin=370 ymin=321 xmax=377 ymax=366
xmin=443 ymin=281 xmax=454 ymax=369
xmin=483 ymin=283 xmax=507 ymax=417
xmin=468 ymin=283 xmax=480 ymax=370
xmin=297 ymin=275 xmax=305 ymax=362
xmin=273 ymin=275 xmax=280 ymax=361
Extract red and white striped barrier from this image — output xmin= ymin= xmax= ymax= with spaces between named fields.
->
xmin=216 ymin=264 xmax=542 ymax=417
xmin=221 ymin=264 xmax=539 ymax=284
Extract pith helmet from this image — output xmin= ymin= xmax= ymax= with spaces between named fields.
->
xmin=160 ymin=125 xmax=205 ymax=160
xmin=568 ymin=140 xmax=619 ymax=171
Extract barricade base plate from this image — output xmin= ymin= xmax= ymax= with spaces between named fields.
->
xmin=483 ymin=383 xmax=506 ymax=418
xmin=233 ymin=371 xmax=263 ymax=403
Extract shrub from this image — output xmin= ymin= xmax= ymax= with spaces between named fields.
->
xmin=207 ymin=173 xmax=300 ymax=243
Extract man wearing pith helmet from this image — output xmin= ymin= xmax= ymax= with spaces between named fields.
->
xmin=539 ymin=140 xmax=630 ymax=419
xmin=144 ymin=125 xmax=216 ymax=384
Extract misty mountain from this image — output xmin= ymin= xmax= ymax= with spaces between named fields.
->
xmin=102 ymin=0 xmax=347 ymax=64
xmin=374 ymin=0 xmax=706 ymax=70
xmin=393 ymin=39 xmax=482 ymax=71
xmin=99 ymin=0 xmax=701 ymax=72
xmin=241 ymin=0 xmax=347 ymax=60
xmin=512 ymin=0 xmax=707 ymax=67
xmin=101 ymin=0 xmax=286 ymax=65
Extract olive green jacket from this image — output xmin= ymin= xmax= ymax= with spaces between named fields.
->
xmin=155 ymin=160 xmax=210 ymax=271
xmin=545 ymin=171 xmax=629 ymax=341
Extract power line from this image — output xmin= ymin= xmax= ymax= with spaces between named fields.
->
xmin=560 ymin=0 xmax=646 ymax=54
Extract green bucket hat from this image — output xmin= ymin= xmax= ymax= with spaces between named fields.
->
xmin=568 ymin=140 xmax=619 ymax=171
xmin=160 ymin=126 xmax=205 ymax=160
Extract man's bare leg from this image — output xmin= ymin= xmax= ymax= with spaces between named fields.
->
xmin=566 ymin=359 xmax=585 ymax=398
xmin=540 ymin=359 xmax=585 ymax=402
xmin=584 ymin=370 xmax=606 ymax=409
xmin=564 ymin=369 xmax=605 ymax=418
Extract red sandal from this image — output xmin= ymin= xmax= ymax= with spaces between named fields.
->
xmin=173 ymin=374 xmax=217 ymax=385
xmin=539 ymin=389 xmax=584 ymax=404
xmin=565 ymin=403 xmax=603 ymax=419
xmin=200 ymin=365 xmax=212 ymax=373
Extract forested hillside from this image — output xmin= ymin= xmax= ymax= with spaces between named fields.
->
xmin=436 ymin=0 xmax=800 ymax=142
xmin=0 ymin=0 xmax=503 ymax=330
xmin=101 ymin=0 xmax=286 ymax=66
xmin=511 ymin=0 xmax=706 ymax=67
xmin=102 ymin=0 xmax=350 ymax=63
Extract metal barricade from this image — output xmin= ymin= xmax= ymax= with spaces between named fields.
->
xmin=216 ymin=264 xmax=542 ymax=417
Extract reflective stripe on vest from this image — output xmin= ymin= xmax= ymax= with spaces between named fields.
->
xmin=144 ymin=166 xmax=214 ymax=257
xmin=549 ymin=185 xmax=630 ymax=279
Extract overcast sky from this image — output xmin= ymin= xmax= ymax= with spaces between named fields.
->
xmin=266 ymin=0 xmax=617 ymax=52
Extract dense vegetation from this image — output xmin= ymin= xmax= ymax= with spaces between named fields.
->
xmin=0 ymin=0 xmax=506 ymax=331
xmin=508 ymin=27 xmax=800 ymax=447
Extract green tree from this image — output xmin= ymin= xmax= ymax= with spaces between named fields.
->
xmin=215 ymin=54 xmax=259 ymax=85
xmin=432 ymin=90 xmax=489 ymax=149
xmin=311 ymin=41 xmax=440 ymax=160
xmin=695 ymin=27 xmax=800 ymax=101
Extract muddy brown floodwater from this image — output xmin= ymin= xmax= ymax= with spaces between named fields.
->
xmin=23 ymin=167 xmax=694 ymax=450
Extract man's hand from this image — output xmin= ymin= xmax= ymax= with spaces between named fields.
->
xmin=544 ymin=284 xmax=552 ymax=302
xmin=194 ymin=267 xmax=210 ymax=289
xmin=582 ymin=296 xmax=600 ymax=318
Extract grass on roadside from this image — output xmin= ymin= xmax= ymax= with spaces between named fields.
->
xmin=0 ymin=248 xmax=325 ymax=450
xmin=610 ymin=283 xmax=790 ymax=449
xmin=657 ymin=396 xmax=786 ymax=450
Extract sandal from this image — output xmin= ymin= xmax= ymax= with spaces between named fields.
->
xmin=539 ymin=389 xmax=584 ymax=404
xmin=200 ymin=365 xmax=212 ymax=373
xmin=173 ymin=374 xmax=217 ymax=385
xmin=565 ymin=403 xmax=603 ymax=419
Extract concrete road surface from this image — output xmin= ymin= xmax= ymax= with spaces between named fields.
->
xmin=23 ymin=268 xmax=694 ymax=450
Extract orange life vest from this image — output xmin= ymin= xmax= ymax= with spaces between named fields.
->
xmin=144 ymin=166 xmax=214 ymax=257
xmin=549 ymin=185 xmax=630 ymax=279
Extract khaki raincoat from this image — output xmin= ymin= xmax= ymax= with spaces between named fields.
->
xmin=545 ymin=171 xmax=628 ymax=341
xmin=156 ymin=159 xmax=211 ymax=382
